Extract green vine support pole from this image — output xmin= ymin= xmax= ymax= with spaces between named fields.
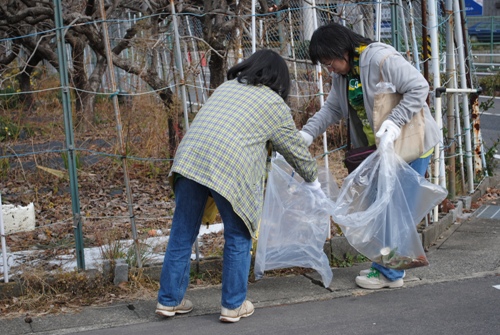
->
xmin=53 ymin=0 xmax=85 ymax=270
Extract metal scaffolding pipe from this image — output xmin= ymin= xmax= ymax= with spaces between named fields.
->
xmin=453 ymin=74 xmax=466 ymax=192
xmin=445 ymin=0 xmax=457 ymax=199
xmin=453 ymin=0 xmax=475 ymax=193
xmin=0 ymin=194 xmax=9 ymax=282
xmin=375 ymin=0 xmax=382 ymax=41
xmin=185 ymin=16 xmax=207 ymax=104
xmin=252 ymin=0 xmax=256 ymax=53
xmin=397 ymin=0 xmax=410 ymax=58
xmin=407 ymin=0 xmax=421 ymax=70
xmin=427 ymin=0 xmax=445 ymax=222
xmin=310 ymin=0 xmax=330 ymax=237
xmin=288 ymin=9 xmax=300 ymax=107
xmin=171 ymin=0 xmax=190 ymax=132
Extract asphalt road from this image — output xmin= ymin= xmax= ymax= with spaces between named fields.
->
xmin=479 ymin=96 xmax=500 ymax=152
xmin=69 ymin=276 xmax=500 ymax=335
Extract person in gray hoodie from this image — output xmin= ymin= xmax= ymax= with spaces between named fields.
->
xmin=300 ymin=22 xmax=441 ymax=290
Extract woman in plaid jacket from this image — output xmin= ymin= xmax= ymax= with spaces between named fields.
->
xmin=156 ymin=49 xmax=321 ymax=322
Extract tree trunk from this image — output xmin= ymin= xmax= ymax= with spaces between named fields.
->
xmin=17 ymin=54 xmax=42 ymax=113
xmin=71 ymin=37 xmax=94 ymax=132
xmin=208 ymin=49 xmax=225 ymax=91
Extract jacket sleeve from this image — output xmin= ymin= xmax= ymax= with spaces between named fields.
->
xmin=380 ymin=54 xmax=430 ymax=127
xmin=301 ymin=77 xmax=345 ymax=139
xmin=269 ymin=102 xmax=318 ymax=183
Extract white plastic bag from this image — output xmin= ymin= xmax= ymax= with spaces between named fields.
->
xmin=254 ymin=156 xmax=338 ymax=287
xmin=332 ymin=146 xmax=448 ymax=270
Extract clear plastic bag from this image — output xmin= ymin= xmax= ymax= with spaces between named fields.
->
xmin=375 ymin=81 xmax=397 ymax=94
xmin=254 ymin=156 xmax=339 ymax=287
xmin=332 ymin=147 xmax=448 ymax=270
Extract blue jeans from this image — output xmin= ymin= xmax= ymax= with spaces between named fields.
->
xmin=157 ymin=176 xmax=252 ymax=309
xmin=372 ymin=155 xmax=431 ymax=281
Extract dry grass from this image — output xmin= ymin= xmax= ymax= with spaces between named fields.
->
xmin=0 ymin=269 xmax=165 ymax=320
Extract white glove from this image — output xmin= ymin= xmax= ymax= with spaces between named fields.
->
xmin=304 ymin=178 xmax=326 ymax=199
xmin=299 ymin=130 xmax=314 ymax=147
xmin=376 ymin=120 xmax=401 ymax=151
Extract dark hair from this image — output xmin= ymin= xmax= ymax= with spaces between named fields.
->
xmin=227 ymin=49 xmax=290 ymax=100
xmin=309 ymin=23 xmax=373 ymax=69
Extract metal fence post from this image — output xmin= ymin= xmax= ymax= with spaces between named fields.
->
xmin=53 ymin=0 xmax=85 ymax=270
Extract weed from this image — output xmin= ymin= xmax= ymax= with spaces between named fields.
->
xmin=0 ymin=116 xmax=21 ymax=141
xmin=0 ymin=157 xmax=10 ymax=177
xmin=479 ymin=72 xmax=500 ymax=96
xmin=0 ymin=87 xmax=21 ymax=109
xmin=478 ymin=96 xmax=499 ymax=176
xmin=145 ymin=162 xmax=162 ymax=179
xmin=485 ymin=139 xmax=499 ymax=176
xmin=190 ymin=268 xmax=223 ymax=285
xmin=97 ymin=229 xmax=127 ymax=262
xmin=61 ymin=151 xmax=82 ymax=170
xmin=126 ymin=242 xmax=154 ymax=268
xmin=330 ymin=253 xmax=369 ymax=268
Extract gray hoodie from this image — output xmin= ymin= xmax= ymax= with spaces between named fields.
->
xmin=302 ymin=42 xmax=440 ymax=154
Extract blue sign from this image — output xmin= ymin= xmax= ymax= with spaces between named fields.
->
xmin=464 ymin=0 xmax=483 ymax=16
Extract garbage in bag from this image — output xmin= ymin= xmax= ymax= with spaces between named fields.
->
xmin=254 ymin=156 xmax=339 ymax=287
xmin=332 ymin=146 xmax=448 ymax=270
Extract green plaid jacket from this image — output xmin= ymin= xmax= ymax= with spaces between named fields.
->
xmin=171 ymin=79 xmax=318 ymax=238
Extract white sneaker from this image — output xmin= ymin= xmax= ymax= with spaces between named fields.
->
xmin=355 ymin=269 xmax=404 ymax=290
xmin=156 ymin=299 xmax=193 ymax=317
xmin=220 ymin=300 xmax=254 ymax=323
xmin=359 ymin=268 xmax=406 ymax=278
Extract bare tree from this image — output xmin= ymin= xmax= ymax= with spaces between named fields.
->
xmin=0 ymin=0 xmax=274 ymax=152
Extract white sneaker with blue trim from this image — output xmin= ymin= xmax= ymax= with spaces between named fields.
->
xmin=355 ymin=268 xmax=404 ymax=290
